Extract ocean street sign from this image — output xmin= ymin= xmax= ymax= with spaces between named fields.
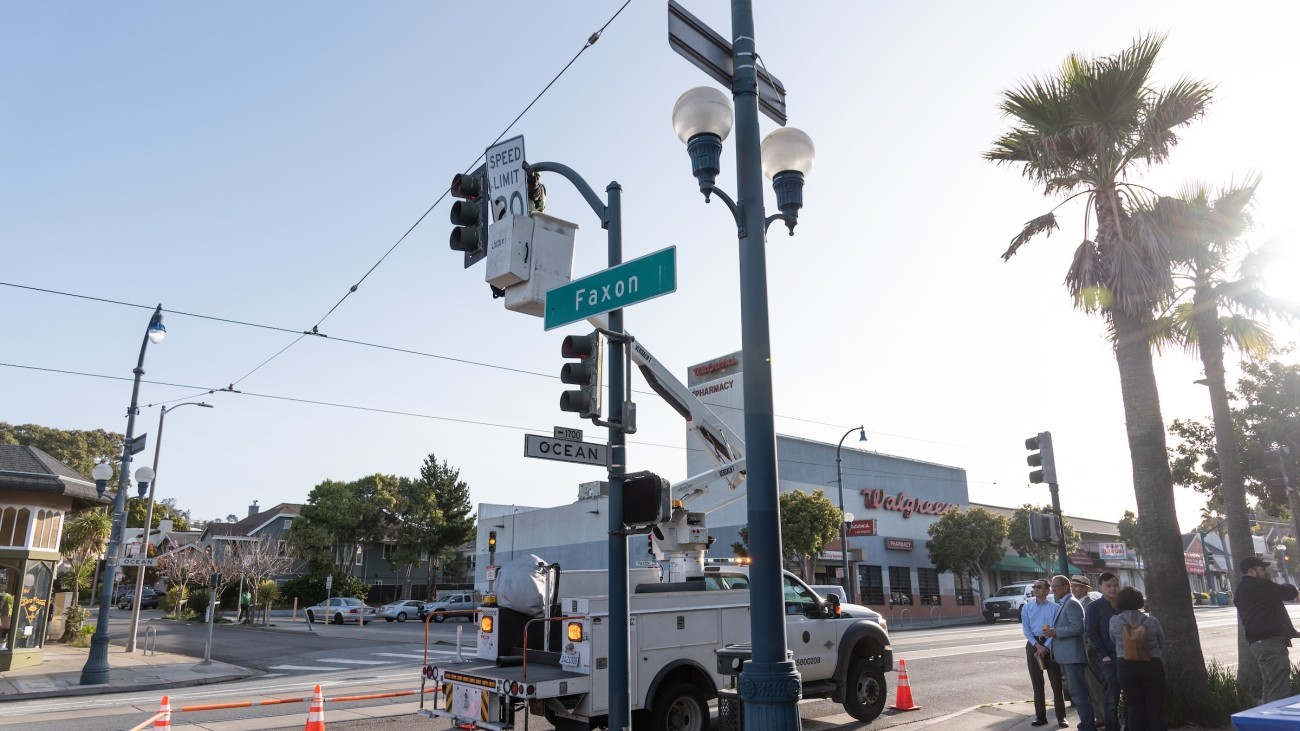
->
xmin=544 ymin=246 xmax=676 ymax=330
xmin=524 ymin=434 xmax=609 ymax=467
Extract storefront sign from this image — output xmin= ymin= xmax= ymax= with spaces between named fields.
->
xmin=1069 ymin=550 xmax=1095 ymax=567
xmin=860 ymin=489 xmax=957 ymax=519
xmin=692 ymin=356 xmax=737 ymax=377
xmin=847 ymin=520 xmax=876 ymax=537
xmin=1185 ymin=552 xmax=1205 ymax=575
xmin=885 ymin=538 xmax=914 ymax=551
xmin=1099 ymin=542 xmax=1128 ymax=559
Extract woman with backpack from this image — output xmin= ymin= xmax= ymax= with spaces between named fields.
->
xmin=1108 ymin=586 xmax=1166 ymax=730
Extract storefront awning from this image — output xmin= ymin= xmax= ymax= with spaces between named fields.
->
xmin=991 ymin=554 xmax=1085 ymax=576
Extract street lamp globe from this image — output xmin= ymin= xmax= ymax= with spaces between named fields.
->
xmin=147 ymin=318 xmax=166 ymax=344
xmin=134 ymin=466 xmax=155 ymax=496
xmin=92 ymin=462 xmax=113 ymax=495
xmin=672 ymin=86 xmax=733 ymax=143
xmin=761 ymin=127 xmax=815 ymax=230
xmin=843 ymin=512 xmax=855 ymax=525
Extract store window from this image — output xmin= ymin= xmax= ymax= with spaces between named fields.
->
xmin=954 ymin=572 xmax=975 ymax=605
xmin=888 ymin=566 xmax=913 ymax=605
xmin=917 ymin=568 xmax=941 ymax=605
xmin=0 ymin=559 xmax=19 ymax=650
xmin=858 ymin=565 xmax=884 ymax=605
xmin=14 ymin=561 xmax=52 ymax=650
xmin=0 ymin=507 xmax=30 ymax=548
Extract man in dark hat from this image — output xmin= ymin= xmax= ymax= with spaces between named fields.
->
xmin=1236 ymin=555 xmax=1300 ymax=703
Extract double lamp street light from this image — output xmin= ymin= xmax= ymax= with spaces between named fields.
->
xmin=81 ymin=305 xmax=166 ymax=686
xmin=670 ymin=4 xmax=816 ymax=722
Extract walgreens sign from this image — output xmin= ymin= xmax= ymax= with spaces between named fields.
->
xmin=860 ymin=489 xmax=957 ymax=519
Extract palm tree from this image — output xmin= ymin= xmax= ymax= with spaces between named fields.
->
xmin=1134 ymin=179 xmax=1299 ymax=694
xmin=59 ymin=508 xmax=113 ymax=607
xmin=986 ymin=33 xmax=1214 ymax=707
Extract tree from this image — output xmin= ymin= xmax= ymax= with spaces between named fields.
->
xmin=418 ymin=454 xmax=476 ymax=598
xmin=157 ymin=546 xmax=205 ymax=618
xmin=733 ymin=490 xmax=840 ymax=578
xmin=126 ymin=496 xmax=192 ymax=531
xmin=925 ymin=508 xmax=1008 ymax=599
xmin=58 ymin=508 xmax=112 ymax=608
xmin=987 ymin=33 xmax=1215 ymax=707
xmin=1008 ymin=504 xmax=1080 ymax=574
xmin=232 ymin=535 xmax=295 ymax=625
xmin=0 ymin=422 xmax=123 ymax=482
xmin=1116 ymin=510 xmax=1141 ymax=561
xmin=287 ymin=475 xmax=400 ymax=576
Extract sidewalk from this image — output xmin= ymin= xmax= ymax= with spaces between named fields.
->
xmin=0 ymin=641 xmax=253 ymax=701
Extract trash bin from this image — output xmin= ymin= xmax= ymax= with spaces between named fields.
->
xmin=1217 ymin=591 xmax=1228 ymax=606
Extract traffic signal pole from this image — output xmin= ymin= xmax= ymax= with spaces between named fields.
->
xmin=529 ymin=161 xmax=632 ymax=731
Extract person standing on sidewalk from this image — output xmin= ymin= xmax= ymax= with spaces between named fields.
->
xmin=1085 ymin=573 xmax=1122 ymax=731
xmin=1071 ymin=575 xmax=1105 ymax=726
xmin=1109 ymin=586 xmax=1165 ymax=730
xmin=1046 ymin=575 xmax=1095 ymax=730
xmin=1023 ymin=578 xmax=1067 ymax=727
xmin=1236 ymin=555 xmax=1300 ymax=703
xmin=239 ymin=589 xmax=252 ymax=625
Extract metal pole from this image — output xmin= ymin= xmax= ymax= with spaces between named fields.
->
xmin=604 ymin=181 xmax=630 ymax=731
xmin=1049 ymin=482 xmax=1068 ymax=577
xmin=124 ymin=405 xmax=165 ymax=652
xmin=729 ymin=2 xmax=800 ymax=726
xmin=836 ymin=427 xmax=861 ymax=598
xmin=81 ymin=305 xmax=162 ymax=685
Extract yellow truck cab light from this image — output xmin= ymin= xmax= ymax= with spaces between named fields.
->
xmin=567 ymin=621 xmax=584 ymax=642
xmin=481 ymin=616 xmax=494 ymax=633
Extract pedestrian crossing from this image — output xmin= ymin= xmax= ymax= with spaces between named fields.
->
xmin=267 ymin=648 xmax=466 ymax=674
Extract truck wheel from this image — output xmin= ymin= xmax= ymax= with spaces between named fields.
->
xmin=433 ymin=610 xmax=446 ymax=623
xmin=647 ymin=683 xmax=709 ymax=731
xmin=984 ymin=615 xmax=996 ymax=624
xmin=843 ymin=658 xmax=887 ymax=722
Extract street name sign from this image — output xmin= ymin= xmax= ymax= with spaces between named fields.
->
xmin=486 ymin=135 xmax=527 ymax=222
xmin=544 ymin=246 xmax=677 ymax=330
xmin=524 ymin=434 xmax=609 ymax=467
xmin=667 ymin=0 xmax=787 ymax=125
xmin=121 ymin=557 xmax=157 ymax=567
xmin=128 ymin=433 xmax=148 ymax=455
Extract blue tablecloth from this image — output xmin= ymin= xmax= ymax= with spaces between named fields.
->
xmin=1233 ymin=695 xmax=1300 ymax=730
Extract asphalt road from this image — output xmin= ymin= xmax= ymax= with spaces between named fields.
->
xmin=0 ymin=605 xmax=1265 ymax=731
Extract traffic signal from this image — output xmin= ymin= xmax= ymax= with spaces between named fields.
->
xmin=450 ymin=165 xmax=488 ymax=266
xmin=488 ymin=530 xmax=497 ymax=551
xmin=646 ymin=534 xmax=655 ymax=557
xmin=1025 ymin=431 xmax=1057 ymax=484
xmin=560 ymin=331 xmax=604 ymax=419
xmin=621 ymin=471 xmax=671 ymax=528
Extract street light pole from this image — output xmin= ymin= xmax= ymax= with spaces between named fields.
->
xmin=672 ymin=2 xmax=816 ymax=724
xmin=836 ymin=426 xmax=867 ymax=598
xmin=81 ymin=304 xmax=166 ymax=686
xmin=125 ymin=401 xmax=212 ymax=652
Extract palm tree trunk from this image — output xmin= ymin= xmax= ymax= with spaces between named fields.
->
xmin=1193 ymin=298 xmax=1261 ymax=694
xmin=1112 ymin=308 xmax=1210 ymax=709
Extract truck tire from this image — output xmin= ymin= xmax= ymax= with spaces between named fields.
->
xmin=646 ymin=682 xmax=710 ymax=731
xmin=843 ymin=658 xmax=887 ymax=722
xmin=433 ymin=610 xmax=446 ymax=623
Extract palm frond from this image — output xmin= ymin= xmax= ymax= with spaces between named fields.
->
xmin=1150 ymin=309 xmax=1191 ymax=354
xmin=1140 ymin=76 xmax=1216 ymax=163
xmin=1066 ymin=239 xmax=1108 ymax=311
xmin=1221 ymin=314 xmax=1274 ymax=359
xmin=1001 ymin=212 xmax=1059 ymax=260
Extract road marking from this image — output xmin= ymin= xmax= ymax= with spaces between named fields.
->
xmin=268 ymin=664 xmax=349 ymax=672
xmin=372 ymin=651 xmax=461 ymax=659
xmin=318 ymin=658 xmax=399 ymax=665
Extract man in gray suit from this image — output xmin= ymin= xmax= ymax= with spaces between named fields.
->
xmin=1045 ymin=574 xmax=1095 ymax=730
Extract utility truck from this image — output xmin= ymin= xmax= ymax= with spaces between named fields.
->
xmin=419 ymin=337 xmax=892 ymax=730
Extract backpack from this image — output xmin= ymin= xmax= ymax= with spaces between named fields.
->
xmin=1121 ymin=614 xmax=1151 ymax=661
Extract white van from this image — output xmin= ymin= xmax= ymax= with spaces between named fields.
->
xmin=811 ymin=584 xmax=849 ymax=603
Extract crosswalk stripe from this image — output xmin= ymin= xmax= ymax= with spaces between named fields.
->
xmin=269 ymin=665 xmax=348 ymax=672
xmin=319 ymin=658 xmax=399 ymax=665
xmin=372 ymin=652 xmax=461 ymax=659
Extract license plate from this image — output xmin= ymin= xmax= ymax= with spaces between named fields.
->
xmin=560 ymin=651 xmax=580 ymax=668
xmin=992 ymin=612 xmax=1001 ymax=618
xmin=450 ymin=685 xmax=482 ymax=718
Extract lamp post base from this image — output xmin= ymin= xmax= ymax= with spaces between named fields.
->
xmin=79 ymin=633 xmax=112 ymax=685
xmin=738 ymin=659 xmax=803 ymax=730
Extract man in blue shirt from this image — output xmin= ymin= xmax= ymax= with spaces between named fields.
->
xmin=1022 ymin=578 xmax=1067 ymax=727
xmin=1084 ymin=572 xmax=1121 ymax=731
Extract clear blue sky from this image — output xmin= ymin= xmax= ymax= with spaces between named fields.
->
xmin=3 ymin=1 xmax=1296 ymax=531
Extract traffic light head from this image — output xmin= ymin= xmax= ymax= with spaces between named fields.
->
xmin=560 ymin=331 xmax=604 ymax=419
xmin=450 ymin=165 xmax=489 ymax=266
xmin=1025 ymin=431 xmax=1057 ymax=484
xmin=488 ymin=530 xmax=497 ymax=550
xmin=621 ymin=471 xmax=671 ymax=528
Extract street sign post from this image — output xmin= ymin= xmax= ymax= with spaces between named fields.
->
xmin=486 ymin=136 xmax=527 ymax=222
xmin=524 ymin=434 xmax=609 ymax=466
xmin=544 ymin=246 xmax=676 ymax=330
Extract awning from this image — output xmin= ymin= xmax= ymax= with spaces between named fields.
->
xmin=991 ymin=554 xmax=1085 ymax=576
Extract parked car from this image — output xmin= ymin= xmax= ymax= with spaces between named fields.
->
xmin=117 ymin=587 xmax=159 ymax=610
xmin=419 ymin=593 xmax=476 ymax=623
xmin=981 ymin=582 xmax=1039 ymax=623
xmin=377 ymin=599 xmax=427 ymax=623
xmin=305 ymin=597 xmax=377 ymax=625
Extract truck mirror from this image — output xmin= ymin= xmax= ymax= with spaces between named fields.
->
xmin=825 ymin=593 xmax=841 ymax=618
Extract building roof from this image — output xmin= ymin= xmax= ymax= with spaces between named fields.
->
xmin=200 ymin=502 xmax=301 ymax=540
xmin=970 ymin=502 xmax=1121 ymax=538
xmin=0 ymin=445 xmax=111 ymax=510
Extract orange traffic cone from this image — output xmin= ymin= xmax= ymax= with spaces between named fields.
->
xmin=304 ymin=684 xmax=326 ymax=731
xmin=153 ymin=695 xmax=172 ymax=729
xmin=889 ymin=658 xmax=921 ymax=711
